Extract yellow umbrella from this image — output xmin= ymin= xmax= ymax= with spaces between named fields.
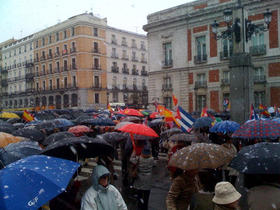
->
xmin=0 ymin=132 xmax=23 ymax=148
xmin=0 ymin=112 xmax=20 ymax=119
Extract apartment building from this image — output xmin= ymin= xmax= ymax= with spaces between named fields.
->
xmin=106 ymin=27 xmax=148 ymax=108
xmin=144 ymin=0 xmax=280 ymax=112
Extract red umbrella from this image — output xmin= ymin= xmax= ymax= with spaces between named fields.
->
xmin=150 ymin=112 xmax=160 ymax=119
xmin=68 ymin=125 xmax=93 ymax=137
xmin=123 ymin=108 xmax=144 ymax=117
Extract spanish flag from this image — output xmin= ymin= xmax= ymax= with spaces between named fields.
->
xmin=157 ymin=105 xmax=181 ymax=127
xmin=200 ymin=107 xmax=208 ymax=117
xmin=22 ymin=110 xmax=34 ymax=122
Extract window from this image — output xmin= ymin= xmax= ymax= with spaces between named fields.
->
xmin=122 ymin=37 xmax=127 ymax=46
xmin=123 ymin=77 xmax=127 ymax=89
xmin=49 ymin=35 xmax=52 ymax=44
xmin=14 ymin=50 xmax=16 ymax=56
xmin=71 ymin=27 xmax=75 ymax=36
xmin=122 ymin=50 xmax=128 ymax=59
xmin=222 ymin=39 xmax=233 ymax=58
xmin=56 ymin=47 xmax=59 ymax=54
xmin=111 ymin=34 xmax=117 ymax=44
xmin=50 ymin=80 xmax=53 ymax=90
xmin=164 ymin=97 xmax=172 ymax=109
xmin=42 ymin=65 xmax=46 ymax=74
xmin=42 ymin=37 xmax=45 ymax=46
xmin=132 ymin=39 xmax=137 ymax=48
xmin=56 ymin=61 xmax=60 ymax=71
xmin=64 ymin=60 xmax=67 ymax=70
xmin=93 ymin=42 xmax=98 ymax=53
xmin=49 ymin=49 xmax=52 ymax=57
xmin=71 ymin=42 xmax=76 ymax=51
xmin=196 ymin=95 xmax=206 ymax=111
xmin=163 ymin=42 xmax=172 ymax=66
xmin=30 ymin=43 xmax=32 ymax=50
xmin=24 ymin=45 xmax=26 ymax=52
xmin=64 ymin=30 xmax=67 ymax=39
xmin=49 ymin=63 xmax=52 ymax=73
xmin=71 ymin=58 xmax=76 ymax=69
xmin=141 ymin=41 xmax=146 ymax=50
xmin=36 ymin=82 xmax=39 ymax=90
xmin=133 ymin=78 xmax=137 ymax=89
xmin=72 ymin=76 xmax=76 ymax=87
xmin=113 ymin=92 xmax=118 ymax=102
xmin=222 ymin=71 xmax=230 ymax=84
xmin=195 ymin=36 xmax=207 ymax=62
xmin=56 ymin=78 xmax=60 ymax=89
xmin=19 ymin=47 xmax=21 ymax=54
xmin=64 ymin=77 xmax=68 ymax=88
xmin=56 ymin=32 xmax=59 ymax=41
xmin=132 ymin=51 xmax=137 ymax=61
xmin=254 ymin=91 xmax=265 ymax=107
xmin=94 ymin=58 xmax=99 ymax=69
xmin=95 ymin=93 xmax=99 ymax=104
xmin=94 ymin=76 xmax=99 ymax=87
xmin=42 ymin=51 xmax=45 ymax=58
xmin=111 ymin=48 xmax=117 ymax=58
xmin=93 ymin=28 xmax=98 ymax=36
xmin=63 ymin=44 xmax=67 ymax=54
xmin=36 ymin=40 xmax=38 ymax=48
xmin=43 ymin=81 xmax=46 ymax=90
xmin=252 ymin=32 xmax=264 ymax=47
xmin=112 ymin=76 xmax=117 ymax=88
xmin=254 ymin=67 xmax=265 ymax=82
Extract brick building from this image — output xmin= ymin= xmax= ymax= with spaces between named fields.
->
xmin=144 ymin=0 xmax=280 ymax=112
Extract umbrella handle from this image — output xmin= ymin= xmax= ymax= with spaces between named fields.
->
xmin=130 ymin=133 xmax=136 ymax=152
xmin=0 ymin=159 xmax=5 ymax=168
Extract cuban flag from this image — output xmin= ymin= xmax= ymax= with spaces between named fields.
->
xmin=176 ymin=106 xmax=196 ymax=133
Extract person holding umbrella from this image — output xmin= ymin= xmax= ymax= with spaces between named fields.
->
xmin=81 ymin=165 xmax=127 ymax=210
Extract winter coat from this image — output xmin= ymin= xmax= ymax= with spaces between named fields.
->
xmin=248 ymin=183 xmax=280 ymax=210
xmin=130 ymin=155 xmax=154 ymax=190
xmin=190 ymin=191 xmax=214 ymax=210
xmin=81 ymin=165 xmax=127 ymax=210
xmin=166 ymin=173 xmax=199 ymax=210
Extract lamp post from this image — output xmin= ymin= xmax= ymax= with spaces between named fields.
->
xmin=211 ymin=0 xmax=272 ymax=123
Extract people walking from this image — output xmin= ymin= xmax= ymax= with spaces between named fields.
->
xmin=81 ymin=165 xmax=127 ymax=210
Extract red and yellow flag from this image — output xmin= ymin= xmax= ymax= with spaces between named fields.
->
xmin=22 ymin=110 xmax=34 ymax=122
xmin=157 ymin=105 xmax=181 ymax=127
xmin=200 ymin=107 xmax=208 ymax=117
xmin=172 ymin=94 xmax=178 ymax=107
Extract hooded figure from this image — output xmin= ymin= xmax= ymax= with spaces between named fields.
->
xmin=81 ymin=165 xmax=127 ymax=210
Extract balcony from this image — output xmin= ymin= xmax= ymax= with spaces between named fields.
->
xmin=92 ymin=65 xmax=101 ymax=70
xmin=54 ymin=52 xmax=60 ymax=58
xmin=92 ymin=85 xmax=102 ymax=90
xmin=221 ymin=78 xmax=230 ymax=86
xmin=70 ymin=47 xmax=76 ymax=53
xmin=54 ymin=68 xmax=60 ymax=73
xmin=47 ymin=54 xmax=53 ymax=59
xmin=111 ymin=54 xmax=119 ymax=59
xmin=17 ymin=63 xmax=22 ymax=67
xmin=92 ymin=48 xmax=100 ymax=54
xmin=40 ymin=56 xmax=46 ymax=61
xmin=133 ymin=85 xmax=138 ymax=90
xmin=220 ymin=51 xmax=232 ymax=60
xmin=121 ymin=42 xmax=127 ymax=47
xmin=1 ymin=79 xmax=8 ymax=87
xmin=122 ymin=56 xmax=129 ymax=61
xmin=132 ymin=69 xmax=139 ymax=75
xmin=25 ymin=73 xmax=34 ymax=81
xmin=62 ymin=49 xmax=68 ymax=56
xmin=143 ymin=86 xmax=147 ymax=91
xmin=26 ymin=88 xmax=35 ymax=93
xmin=194 ymin=54 xmax=207 ymax=64
xmin=112 ymin=85 xmax=120 ymax=90
xmin=162 ymin=59 xmax=173 ymax=68
xmin=26 ymin=62 xmax=34 ymax=68
xmin=162 ymin=84 xmax=173 ymax=91
xmin=140 ymin=46 xmax=146 ymax=51
xmin=111 ymin=67 xmax=119 ymax=73
xmin=250 ymin=44 xmax=266 ymax=56
xmin=70 ymin=64 xmax=77 ymax=70
xmin=140 ymin=59 xmax=147 ymax=64
xmin=1 ymin=68 xmax=8 ymax=74
xmin=34 ymin=58 xmax=39 ymax=63
xmin=131 ymin=57 xmax=138 ymax=62
xmin=123 ymin=85 xmax=128 ymax=90
xmin=141 ymin=70 xmax=148 ymax=76
xmin=122 ymin=68 xmax=129 ymax=74
xmin=61 ymin=66 xmax=68 ymax=72
xmin=254 ymin=75 xmax=266 ymax=83
xmin=111 ymin=40 xmax=117 ymax=45
xmin=195 ymin=81 xmax=207 ymax=89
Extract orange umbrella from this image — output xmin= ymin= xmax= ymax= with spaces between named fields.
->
xmin=123 ymin=108 xmax=144 ymax=117
xmin=0 ymin=132 xmax=23 ymax=148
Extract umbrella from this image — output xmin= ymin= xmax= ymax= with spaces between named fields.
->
xmin=99 ymin=132 xmax=127 ymax=145
xmin=150 ymin=112 xmax=161 ymax=119
xmin=272 ymin=118 xmax=280 ymax=124
xmin=160 ymin=128 xmax=183 ymax=137
xmin=0 ymin=112 xmax=20 ymax=119
xmin=13 ymin=123 xmax=25 ymax=130
xmin=118 ymin=124 xmax=158 ymax=137
xmin=193 ymin=117 xmax=213 ymax=129
xmin=230 ymin=142 xmax=280 ymax=174
xmin=210 ymin=120 xmax=240 ymax=134
xmin=12 ymin=128 xmax=45 ymax=144
xmin=114 ymin=122 xmax=134 ymax=130
xmin=58 ymin=114 xmax=74 ymax=120
xmin=168 ymin=143 xmax=235 ymax=170
xmin=122 ymin=108 xmax=144 ymax=117
xmin=0 ymin=155 xmax=80 ymax=210
xmin=6 ymin=118 xmax=22 ymax=124
xmin=0 ymin=141 xmax=42 ymax=167
xmin=169 ymin=133 xmax=196 ymax=142
xmin=0 ymin=126 xmax=15 ymax=134
xmin=80 ymin=118 xmax=115 ymax=126
xmin=120 ymin=116 xmax=141 ymax=123
xmin=68 ymin=125 xmax=93 ymax=135
xmin=0 ymin=132 xmax=23 ymax=148
xmin=53 ymin=118 xmax=74 ymax=128
xmin=34 ymin=121 xmax=57 ymax=132
xmin=74 ymin=115 xmax=92 ymax=124
xmin=149 ymin=118 xmax=165 ymax=127
xmin=232 ymin=119 xmax=280 ymax=139
xmin=42 ymin=137 xmax=114 ymax=161
xmin=42 ymin=132 xmax=75 ymax=146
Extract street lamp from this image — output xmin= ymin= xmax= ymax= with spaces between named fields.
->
xmin=211 ymin=8 xmax=272 ymax=42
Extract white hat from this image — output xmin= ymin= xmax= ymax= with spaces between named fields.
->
xmin=212 ymin=181 xmax=241 ymax=205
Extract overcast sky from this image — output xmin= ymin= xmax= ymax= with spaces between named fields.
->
xmin=0 ymin=0 xmax=195 ymax=43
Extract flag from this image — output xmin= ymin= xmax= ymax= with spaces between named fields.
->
xmin=223 ymin=99 xmax=230 ymax=111
xmin=249 ymin=104 xmax=259 ymax=120
xmin=200 ymin=107 xmax=208 ymax=117
xmin=107 ymin=104 xmax=113 ymax=113
xmin=259 ymin=104 xmax=270 ymax=117
xmin=172 ymin=94 xmax=178 ymax=107
xmin=157 ymin=105 xmax=181 ymax=127
xmin=175 ymin=106 xmax=196 ymax=133
xmin=22 ymin=110 xmax=34 ymax=122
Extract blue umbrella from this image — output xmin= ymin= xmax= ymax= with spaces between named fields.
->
xmin=0 ymin=155 xmax=80 ymax=210
xmin=53 ymin=118 xmax=74 ymax=128
xmin=272 ymin=118 xmax=280 ymax=124
xmin=193 ymin=117 xmax=213 ymax=129
xmin=210 ymin=120 xmax=240 ymax=134
xmin=81 ymin=118 xmax=115 ymax=126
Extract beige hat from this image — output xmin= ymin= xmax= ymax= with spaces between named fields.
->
xmin=212 ymin=181 xmax=241 ymax=205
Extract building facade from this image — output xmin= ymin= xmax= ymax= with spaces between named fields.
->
xmin=106 ymin=27 xmax=148 ymax=108
xmin=144 ymin=0 xmax=280 ymax=113
xmin=0 ymin=13 xmax=149 ymax=110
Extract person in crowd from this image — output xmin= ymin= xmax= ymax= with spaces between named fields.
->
xmin=81 ymin=165 xmax=127 ymax=210
xmin=130 ymin=144 xmax=154 ymax=210
xmin=212 ymin=181 xmax=241 ymax=210
xmin=247 ymin=174 xmax=280 ymax=210
xmin=97 ymin=155 xmax=117 ymax=184
xmin=166 ymin=168 xmax=200 ymax=210
xmin=120 ymin=136 xmax=133 ymax=188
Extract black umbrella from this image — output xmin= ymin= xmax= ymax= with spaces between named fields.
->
xmin=120 ymin=116 xmax=141 ymax=123
xmin=160 ymin=127 xmax=183 ymax=138
xmin=13 ymin=123 xmax=25 ymax=130
xmin=230 ymin=142 xmax=280 ymax=174
xmin=12 ymin=128 xmax=46 ymax=144
xmin=0 ymin=121 xmax=13 ymax=127
xmin=0 ymin=141 xmax=42 ymax=167
xmin=81 ymin=118 xmax=115 ymax=126
xmin=0 ymin=126 xmax=16 ymax=134
xmin=42 ymin=131 xmax=75 ymax=146
xmin=149 ymin=119 xmax=165 ymax=128
xmin=7 ymin=118 xmax=22 ymax=124
xmin=41 ymin=136 xmax=114 ymax=161
xmin=99 ymin=132 xmax=127 ymax=145
xmin=34 ymin=121 xmax=57 ymax=132
xmin=74 ymin=115 xmax=92 ymax=124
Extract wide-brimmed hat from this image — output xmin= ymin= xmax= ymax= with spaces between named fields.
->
xmin=212 ymin=181 xmax=241 ymax=205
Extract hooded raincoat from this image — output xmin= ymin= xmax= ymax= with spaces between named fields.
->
xmin=81 ymin=165 xmax=127 ymax=210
